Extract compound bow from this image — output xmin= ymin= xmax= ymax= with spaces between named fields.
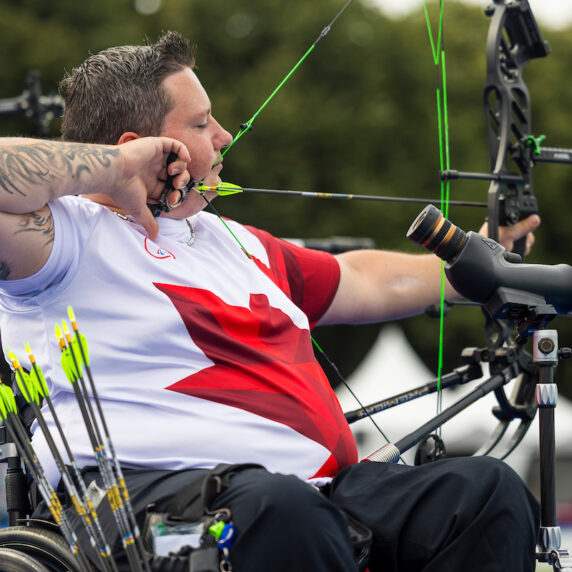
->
xmin=355 ymin=3 xmax=572 ymax=567
xmin=347 ymin=0 xmax=572 ymax=462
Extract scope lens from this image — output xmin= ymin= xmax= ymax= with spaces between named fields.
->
xmin=407 ymin=205 xmax=467 ymax=262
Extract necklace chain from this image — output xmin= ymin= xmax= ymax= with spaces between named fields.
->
xmin=184 ymin=219 xmax=195 ymax=246
xmin=112 ymin=210 xmax=195 ymax=247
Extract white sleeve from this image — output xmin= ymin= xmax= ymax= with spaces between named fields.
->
xmin=0 ymin=196 xmax=99 ymax=300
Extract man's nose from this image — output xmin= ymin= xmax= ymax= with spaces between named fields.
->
xmin=214 ymin=119 xmax=233 ymax=150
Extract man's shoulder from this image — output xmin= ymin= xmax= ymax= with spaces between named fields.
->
xmin=51 ymin=195 xmax=115 ymax=234
xmin=54 ymin=195 xmax=105 ymax=214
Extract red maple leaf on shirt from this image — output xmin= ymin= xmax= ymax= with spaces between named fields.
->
xmin=155 ymin=282 xmax=357 ymax=477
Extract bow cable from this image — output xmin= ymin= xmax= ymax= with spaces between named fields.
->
xmin=423 ymin=0 xmax=451 ymax=425
xmin=197 ymin=189 xmax=403 ymax=462
xmin=190 ymin=0 xmax=454 ymax=454
xmin=192 ymin=0 xmax=454 ymax=453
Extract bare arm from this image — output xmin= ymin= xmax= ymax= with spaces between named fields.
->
xmin=320 ymin=214 xmax=541 ymax=325
xmin=0 ymin=137 xmax=190 ymax=280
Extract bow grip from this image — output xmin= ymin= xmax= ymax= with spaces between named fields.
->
xmin=499 ymin=189 xmax=537 ymax=258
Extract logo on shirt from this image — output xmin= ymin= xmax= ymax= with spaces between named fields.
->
xmin=154 ymin=282 xmax=358 ymax=477
xmin=144 ymin=237 xmax=176 ymax=260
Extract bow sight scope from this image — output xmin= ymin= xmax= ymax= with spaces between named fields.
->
xmin=407 ymin=205 xmax=572 ymax=315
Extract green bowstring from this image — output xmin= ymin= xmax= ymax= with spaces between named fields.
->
xmin=210 ymin=0 xmax=355 ymax=171
xmin=202 ymin=1 xmax=450 ymax=446
xmin=423 ymin=0 xmax=450 ymax=413
xmin=199 ymin=0 xmax=356 ymax=259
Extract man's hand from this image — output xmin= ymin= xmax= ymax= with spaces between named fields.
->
xmin=0 ymin=136 xmax=192 ymax=280
xmin=478 ymin=214 xmax=541 ymax=257
xmin=111 ymin=137 xmax=191 ymax=239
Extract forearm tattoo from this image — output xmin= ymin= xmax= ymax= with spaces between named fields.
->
xmin=0 ymin=141 xmax=120 ymax=197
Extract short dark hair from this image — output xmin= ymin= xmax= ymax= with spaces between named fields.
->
xmin=60 ymin=31 xmax=195 ymax=144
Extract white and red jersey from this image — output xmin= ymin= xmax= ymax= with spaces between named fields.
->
xmin=0 ymin=196 xmax=357 ymax=486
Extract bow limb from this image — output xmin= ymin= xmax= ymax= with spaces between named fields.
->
xmin=482 ymin=0 xmax=549 ymax=257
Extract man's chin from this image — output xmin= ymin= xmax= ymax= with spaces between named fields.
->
xmin=162 ymin=190 xmax=215 ymax=219
xmin=203 ymin=177 xmax=221 ymax=189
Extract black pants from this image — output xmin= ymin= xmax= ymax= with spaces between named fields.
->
xmin=79 ymin=456 xmax=539 ymax=572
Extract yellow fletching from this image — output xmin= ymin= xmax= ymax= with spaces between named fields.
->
xmin=54 ymin=324 xmax=66 ymax=348
xmin=197 ymin=182 xmax=243 ymax=196
xmin=61 ymin=347 xmax=79 ymax=383
xmin=215 ymin=182 xmax=244 ymax=196
xmin=0 ymin=386 xmax=9 ymax=418
xmin=0 ymin=384 xmax=18 ymax=413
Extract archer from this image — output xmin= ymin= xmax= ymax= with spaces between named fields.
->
xmin=0 ymin=31 xmax=540 ymax=571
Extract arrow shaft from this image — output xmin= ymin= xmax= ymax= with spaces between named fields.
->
xmin=232 ymin=187 xmax=485 ymax=207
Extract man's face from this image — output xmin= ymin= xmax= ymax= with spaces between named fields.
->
xmin=160 ymin=67 xmax=233 ymax=218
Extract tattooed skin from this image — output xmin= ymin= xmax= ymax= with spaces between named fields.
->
xmin=0 ymin=141 xmax=120 ymax=197
xmin=0 ymin=261 xmax=12 ymax=280
xmin=16 ymin=211 xmax=55 ymax=247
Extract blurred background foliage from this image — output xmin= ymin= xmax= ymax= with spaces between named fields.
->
xmin=1 ymin=0 xmax=572 ymax=401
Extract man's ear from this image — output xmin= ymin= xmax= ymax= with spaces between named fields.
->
xmin=117 ymin=132 xmax=141 ymax=145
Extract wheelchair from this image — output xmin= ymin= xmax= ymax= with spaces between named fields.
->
xmin=0 ymin=417 xmax=84 ymax=572
xmin=0 ymin=404 xmax=372 ymax=572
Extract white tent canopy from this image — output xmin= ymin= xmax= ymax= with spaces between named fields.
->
xmin=335 ymin=324 xmax=572 ymax=476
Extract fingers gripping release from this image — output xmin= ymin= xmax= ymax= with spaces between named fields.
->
xmin=147 ymin=152 xmax=194 ymax=217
